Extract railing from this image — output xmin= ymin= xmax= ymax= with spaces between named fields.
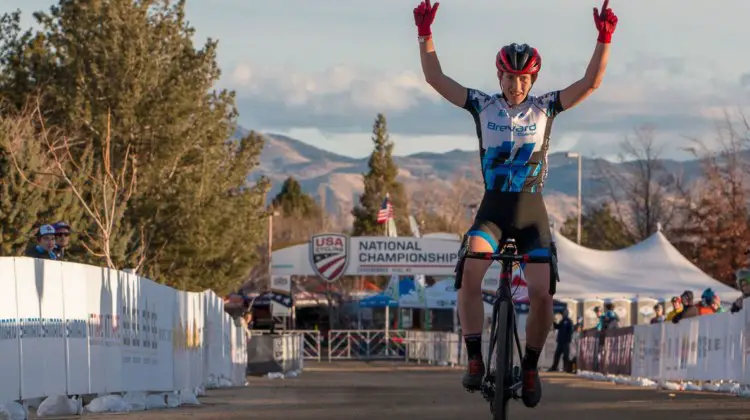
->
xmin=327 ymin=330 xmax=406 ymax=361
xmin=257 ymin=328 xmax=561 ymax=366
xmin=403 ymin=330 xmax=558 ymax=368
xmin=249 ymin=329 xmax=322 ymax=361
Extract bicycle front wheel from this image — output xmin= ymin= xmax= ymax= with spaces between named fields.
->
xmin=492 ymin=299 xmax=513 ymax=420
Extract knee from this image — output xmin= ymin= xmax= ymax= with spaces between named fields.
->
xmin=525 ymin=264 xmax=552 ymax=305
xmin=459 ymin=260 xmax=487 ymax=295
xmin=531 ymin=291 xmax=553 ymax=307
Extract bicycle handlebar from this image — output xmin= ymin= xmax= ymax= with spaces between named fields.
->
xmin=463 ymin=251 xmax=552 ymax=264
xmin=458 ymin=248 xmax=559 ymax=295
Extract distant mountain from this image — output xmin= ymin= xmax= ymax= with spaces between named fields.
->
xmin=239 ymin=128 xmax=713 ymax=227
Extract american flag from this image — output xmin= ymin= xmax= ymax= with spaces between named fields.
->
xmin=376 ymin=195 xmax=394 ymax=224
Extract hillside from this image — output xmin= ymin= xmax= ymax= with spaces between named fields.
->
xmin=240 ymin=129 xmax=712 ymax=227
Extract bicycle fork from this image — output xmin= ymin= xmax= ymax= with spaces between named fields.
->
xmin=481 ymin=272 xmax=524 ymax=402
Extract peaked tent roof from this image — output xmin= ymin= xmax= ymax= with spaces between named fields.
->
xmin=552 ymin=229 xmax=738 ymax=300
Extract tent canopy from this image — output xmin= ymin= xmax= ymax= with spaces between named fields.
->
xmin=358 ymin=278 xmax=415 ymax=308
xmin=400 ymin=278 xmax=456 ymax=309
xmin=551 ymin=229 xmax=738 ymax=301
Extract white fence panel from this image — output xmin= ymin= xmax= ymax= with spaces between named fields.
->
xmin=0 ymin=257 xmax=249 ymax=404
xmin=627 ymin=300 xmax=750 ymax=385
xmin=0 ymin=258 xmax=21 ymax=403
xmin=15 ymin=258 xmax=67 ymax=400
xmin=87 ymin=267 xmax=121 ymax=394
xmin=61 ymin=262 xmax=91 ymax=395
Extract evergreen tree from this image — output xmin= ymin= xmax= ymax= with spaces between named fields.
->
xmin=272 ymin=177 xmax=321 ymax=219
xmin=0 ymin=107 xmax=89 ymax=258
xmin=0 ymin=2 xmax=267 ymax=293
xmin=351 ymin=113 xmax=408 ymax=236
xmin=560 ymin=202 xmax=634 ymax=250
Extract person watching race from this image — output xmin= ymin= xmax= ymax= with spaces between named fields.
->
xmin=413 ymin=0 xmax=618 ymax=408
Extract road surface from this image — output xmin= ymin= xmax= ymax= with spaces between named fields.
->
xmin=58 ymin=361 xmax=750 ymax=419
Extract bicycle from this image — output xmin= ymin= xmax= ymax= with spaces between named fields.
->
xmin=455 ymin=238 xmax=559 ymax=420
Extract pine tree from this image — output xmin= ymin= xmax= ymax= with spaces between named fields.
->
xmin=0 ymin=2 xmax=267 ymax=293
xmin=0 ymin=108 xmax=90 ymax=258
xmin=272 ymin=177 xmax=321 ymax=219
xmin=351 ymin=113 xmax=408 ymax=236
xmin=560 ymin=202 xmax=634 ymax=250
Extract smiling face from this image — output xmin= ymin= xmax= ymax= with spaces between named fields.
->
xmin=498 ymin=72 xmax=535 ymax=105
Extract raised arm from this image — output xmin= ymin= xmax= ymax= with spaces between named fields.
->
xmin=559 ymin=0 xmax=618 ymax=111
xmin=414 ymin=1 xmax=467 ymax=108
xmin=420 ymin=37 xmax=467 ymax=107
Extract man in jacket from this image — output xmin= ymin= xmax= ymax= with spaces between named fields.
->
xmin=666 ymin=296 xmax=683 ymax=322
xmin=672 ymin=290 xmax=699 ymax=323
xmin=24 ymin=224 xmax=58 ymax=260
xmin=548 ymin=309 xmax=574 ymax=372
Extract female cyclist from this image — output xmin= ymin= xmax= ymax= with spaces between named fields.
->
xmin=413 ymin=0 xmax=618 ymax=408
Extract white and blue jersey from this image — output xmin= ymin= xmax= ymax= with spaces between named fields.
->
xmin=463 ymin=89 xmax=564 ymax=193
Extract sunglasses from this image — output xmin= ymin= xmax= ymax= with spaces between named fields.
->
xmin=55 ymin=233 xmax=70 ymax=238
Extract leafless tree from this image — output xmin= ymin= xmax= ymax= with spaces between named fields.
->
xmin=595 ymin=125 xmax=678 ymax=241
xmin=410 ymin=168 xmax=483 ymax=234
xmin=5 ymin=103 xmax=146 ymax=269
xmin=673 ymin=111 xmax=750 ymax=284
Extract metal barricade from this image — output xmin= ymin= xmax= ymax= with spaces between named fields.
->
xmin=404 ymin=330 xmax=557 ymax=368
xmin=327 ymin=330 xmax=406 ymax=361
xmin=248 ymin=329 xmax=322 ymax=361
xmin=299 ymin=330 xmax=322 ymax=361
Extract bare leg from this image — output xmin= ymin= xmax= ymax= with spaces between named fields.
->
xmin=457 ymin=235 xmax=492 ymax=389
xmin=520 ymin=262 xmax=553 ymax=407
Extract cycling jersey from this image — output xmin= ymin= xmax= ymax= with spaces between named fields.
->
xmin=463 ymin=89 xmax=564 ymax=193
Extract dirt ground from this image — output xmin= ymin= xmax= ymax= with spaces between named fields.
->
xmin=41 ymin=361 xmax=750 ymax=419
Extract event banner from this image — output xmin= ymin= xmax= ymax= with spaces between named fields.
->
xmin=272 ymin=235 xmax=463 ymax=279
xmin=0 ymin=257 xmax=247 ymax=404
xmin=270 ymin=276 xmax=292 ymax=316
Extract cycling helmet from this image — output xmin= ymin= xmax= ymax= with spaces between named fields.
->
xmin=496 ymin=43 xmax=542 ymax=75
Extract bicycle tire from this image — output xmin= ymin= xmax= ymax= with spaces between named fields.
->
xmin=492 ymin=300 xmax=513 ymax=420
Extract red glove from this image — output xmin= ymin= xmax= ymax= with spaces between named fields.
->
xmin=593 ymin=0 xmax=618 ymax=44
xmin=413 ymin=0 xmax=440 ymax=37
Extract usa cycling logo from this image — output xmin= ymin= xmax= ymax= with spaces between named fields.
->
xmin=309 ymin=233 xmax=349 ymax=282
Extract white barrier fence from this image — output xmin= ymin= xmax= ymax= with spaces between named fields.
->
xmin=0 ymin=257 xmax=247 ymax=404
xmin=404 ymin=330 xmax=558 ymax=368
xmin=631 ymin=301 xmax=750 ymax=384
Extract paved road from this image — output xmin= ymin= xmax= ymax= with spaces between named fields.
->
xmin=64 ymin=361 xmax=749 ymax=419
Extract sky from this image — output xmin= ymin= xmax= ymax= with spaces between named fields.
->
xmin=7 ymin=0 xmax=750 ymax=160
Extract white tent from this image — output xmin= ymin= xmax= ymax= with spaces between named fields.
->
xmin=552 ymin=228 xmax=739 ymax=301
xmin=400 ymin=279 xmax=457 ymax=309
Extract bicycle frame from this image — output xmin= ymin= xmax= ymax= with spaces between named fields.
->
xmin=455 ymin=237 xmax=558 ymax=419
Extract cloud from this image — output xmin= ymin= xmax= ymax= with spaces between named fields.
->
xmin=228 ymin=60 xmax=750 ymax=159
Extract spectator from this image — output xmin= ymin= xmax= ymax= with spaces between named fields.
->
xmin=650 ymin=303 xmax=665 ymax=324
xmin=697 ymin=288 xmax=718 ymax=315
xmin=665 ymin=296 xmax=683 ymax=322
xmin=730 ymin=266 xmax=750 ymax=314
xmin=593 ymin=306 xmax=603 ymax=330
xmin=52 ymin=221 xmax=72 ymax=260
xmin=24 ymin=225 xmax=58 ymax=260
xmin=672 ymin=290 xmax=699 ymax=323
xmin=548 ymin=309 xmax=574 ymax=372
xmin=601 ymin=302 xmax=619 ymax=330
xmin=711 ymin=295 xmax=725 ymax=313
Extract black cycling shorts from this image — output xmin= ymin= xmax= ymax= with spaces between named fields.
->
xmin=467 ymin=191 xmax=551 ymax=254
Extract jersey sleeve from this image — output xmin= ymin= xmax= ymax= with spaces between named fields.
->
xmin=533 ymin=91 xmax=565 ymax=118
xmin=462 ymin=88 xmax=493 ymax=116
